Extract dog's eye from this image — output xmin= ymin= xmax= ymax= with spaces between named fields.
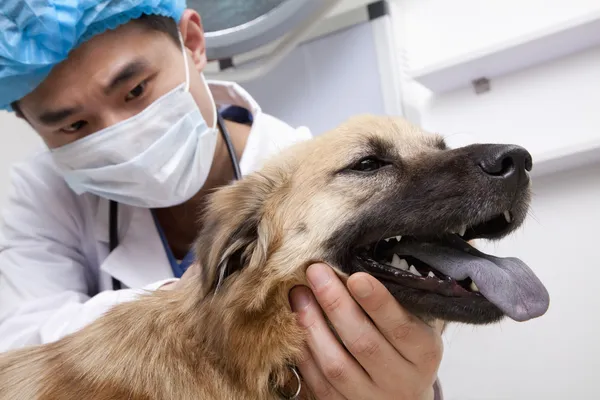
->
xmin=351 ymin=157 xmax=387 ymax=172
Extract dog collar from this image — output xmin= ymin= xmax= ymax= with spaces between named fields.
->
xmin=275 ymin=365 xmax=301 ymax=399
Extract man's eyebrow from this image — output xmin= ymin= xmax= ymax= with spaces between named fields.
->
xmin=103 ymin=58 xmax=150 ymax=95
xmin=38 ymin=106 xmax=83 ymax=125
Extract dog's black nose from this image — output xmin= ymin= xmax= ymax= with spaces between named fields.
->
xmin=478 ymin=144 xmax=532 ymax=183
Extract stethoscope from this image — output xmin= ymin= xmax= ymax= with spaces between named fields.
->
xmin=110 ymin=113 xmax=242 ymax=290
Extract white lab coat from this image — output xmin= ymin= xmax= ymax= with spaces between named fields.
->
xmin=0 ymin=81 xmax=312 ymax=351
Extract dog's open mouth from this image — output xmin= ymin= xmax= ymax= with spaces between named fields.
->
xmin=355 ymin=211 xmax=550 ymax=322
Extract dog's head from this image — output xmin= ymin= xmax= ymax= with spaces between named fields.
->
xmin=195 ymin=115 xmax=550 ymax=325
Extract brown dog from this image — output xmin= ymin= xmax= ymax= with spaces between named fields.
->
xmin=0 ymin=115 xmax=550 ymax=399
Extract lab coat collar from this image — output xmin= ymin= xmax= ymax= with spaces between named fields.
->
xmin=208 ymin=79 xmax=261 ymax=118
xmin=95 ymin=200 xmax=172 ymax=289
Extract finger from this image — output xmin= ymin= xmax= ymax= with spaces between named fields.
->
xmin=305 ymin=264 xmax=410 ymax=383
xmin=290 ymin=285 xmax=376 ymax=399
xmin=296 ymin=346 xmax=346 ymax=400
xmin=348 ymin=272 xmax=443 ymax=375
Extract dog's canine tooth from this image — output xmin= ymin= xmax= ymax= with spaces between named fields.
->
xmin=391 ymin=254 xmax=402 ymax=268
xmin=399 ymin=258 xmax=409 ymax=271
xmin=458 ymin=225 xmax=467 ymax=237
xmin=427 ymin=271 xmax=435 ymax=278
xmin=504 ymin=210 xmax=512 ymax=223
xmin=395 ymin=235 xmax=402 ymax=242
xmin=409 ymin=265 xmax=422 ymax=277
xmin=470 ymin=281 xmax=480 ymax=292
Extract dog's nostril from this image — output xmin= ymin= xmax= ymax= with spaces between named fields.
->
xmin=479 ymin=145 xmax=532 ymax=178
xmin=524 ymin=153 xmax=533 ymax=172
xmin=481 ymin=155 xmax=514 ymax=176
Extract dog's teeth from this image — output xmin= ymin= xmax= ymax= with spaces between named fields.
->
xmin=395 ymin=236 xmax=402 ymax=242
xmin=384 ymin=238 xmax=391 ymax=242
xmin=391 ymin=254 xmax=410 ymax=272
xmin=409 ymin=265 xmax=422 ymax=277
xmin=391 ymin=254 xmax=402 ymax=268
xmin=398 ymin=258 xmax=409 ymax=271
xmin=458 ymin=225 xmax=467 ymax=237
xmin=427 ymin=271 xmax=435 ymax=278
xmin=504 ymin=211 xmax=512 ymax=223
xmin=470 ymin=281 xmax=480 ymax=292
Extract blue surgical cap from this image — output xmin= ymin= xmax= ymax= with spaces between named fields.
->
xmin=0 ymin=0 xmax=186 ymax=111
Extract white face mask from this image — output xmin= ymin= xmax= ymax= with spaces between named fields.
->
xmin=50 ymin=32 xmax=218 ymax=209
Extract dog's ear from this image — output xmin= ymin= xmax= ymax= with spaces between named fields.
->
xmin=194 ymin=171 xmax=282 ymax=297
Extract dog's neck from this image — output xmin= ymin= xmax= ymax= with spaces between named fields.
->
xmin=174 ymin=272 xmax=306 ymax=397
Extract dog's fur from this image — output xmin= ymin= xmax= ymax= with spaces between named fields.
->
xmin=0 ymin=115 xmax=533 ymax=399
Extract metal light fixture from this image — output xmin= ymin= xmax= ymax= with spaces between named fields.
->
xmin=187 ymin=0 xmax=341 ymax=81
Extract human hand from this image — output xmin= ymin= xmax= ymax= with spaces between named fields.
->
xmin=289 ymin=263 xmax=443 ymax=400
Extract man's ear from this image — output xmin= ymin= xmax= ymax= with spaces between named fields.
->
xmin=178 ymin=9 xmax=207 ymax=71
xmin=195 ymin=172 xmax=281 ymax=296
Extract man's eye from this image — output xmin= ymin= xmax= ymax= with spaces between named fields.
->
xmin=125 ymin=81 xmax=147 ymax=101
xmin=61 ymin=120 xmax=87 ymax=133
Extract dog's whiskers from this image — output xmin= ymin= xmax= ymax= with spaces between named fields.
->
xmin=372 ymin=226 xmax=396 ymax=256
xmin=526 ymin=209 xmax=540 ymax=224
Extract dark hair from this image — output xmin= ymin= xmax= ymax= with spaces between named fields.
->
xmin=134 ymin=13 xmax=180 ymax=45
xmin=10 ymin=14 xmax=180 ymax=113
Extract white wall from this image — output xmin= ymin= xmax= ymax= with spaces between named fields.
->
xmin=391 ymin=0 xmax=600 ymax=399
xmin=419 ymin=46 xmax=600 ymax=160
xmin=399 ymin=0 xmax=600 ymax=72
xmin=440 ymin=163 xmax=600 ymax=400
xmin=0 ymin=112 xmax=43 ymax=212
xmin=242 ymin=21 xmax=386 ymax=136
xmin=392 ymin=0 xmax=600 ymax=158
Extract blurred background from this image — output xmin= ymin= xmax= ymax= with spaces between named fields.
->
xmin=1 ymin=1 xmax=598 ymax=398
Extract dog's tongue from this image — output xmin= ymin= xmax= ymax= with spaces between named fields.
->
xmin=397 ymin=236 xmax=550 ymax=322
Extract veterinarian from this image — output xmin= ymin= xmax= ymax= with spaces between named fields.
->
xmin=0 ymin=1 xmax=444 ymax=398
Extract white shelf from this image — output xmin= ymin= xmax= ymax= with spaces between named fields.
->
xmin=408 ymin=10 xmax=600 ymax=94
xmin=531 ymin=138 xmax=600 ymax=179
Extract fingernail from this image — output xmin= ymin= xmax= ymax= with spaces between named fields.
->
xmin=307 ymin=263 xmax=331 ymax=290
xmin=290 ymin=288 xmax=311 ymax=311
xmin=351 ymin=276 xmax=373 ymax=298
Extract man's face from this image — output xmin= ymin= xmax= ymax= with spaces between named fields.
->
xmin=17 ymin=12 xmax=210 ymax=149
